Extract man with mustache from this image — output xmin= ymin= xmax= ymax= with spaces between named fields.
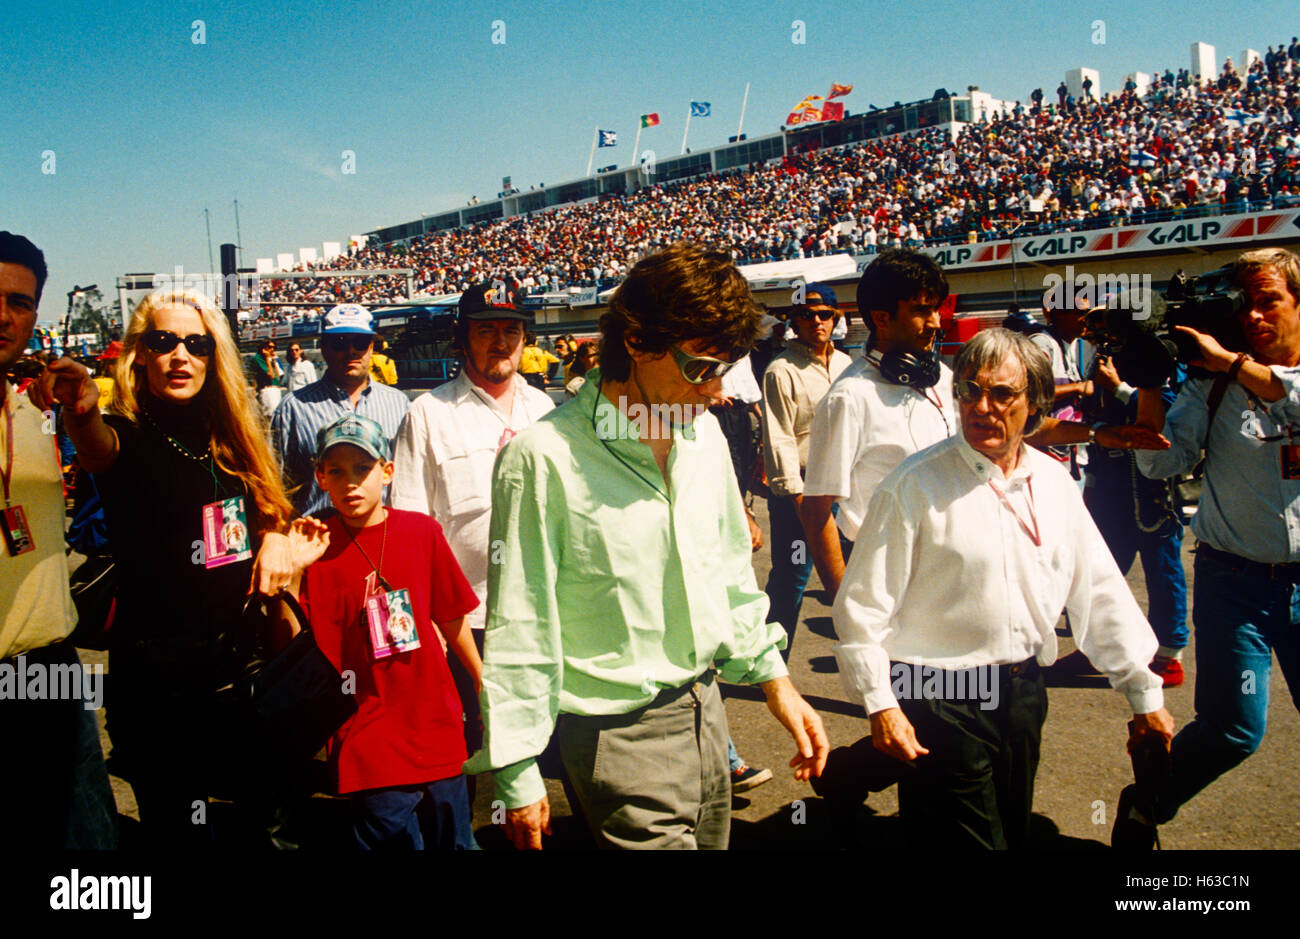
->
xmin=389 ymin=283 xmax=553 ymax=759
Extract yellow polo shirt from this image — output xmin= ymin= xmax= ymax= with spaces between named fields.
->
xmin=0 ymin=383 xmax=77 ymax=659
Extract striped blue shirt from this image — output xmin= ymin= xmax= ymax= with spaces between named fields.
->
xmin=271 ymin=376 xmax=410 ymax=517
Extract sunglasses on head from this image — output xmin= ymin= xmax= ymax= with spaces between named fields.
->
xmin=323 ymin=335 xmax=373 ymax=352
xmin=669 ymin=344 xmax=740 ymax=385
xmin=142 ymin=330 xmax=215 ymax=357
xmin=955 ymin=379 xmax=1027 ymax=408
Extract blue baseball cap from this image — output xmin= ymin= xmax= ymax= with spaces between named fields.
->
xmin=803 ymin=282 xmax=839 ymax=308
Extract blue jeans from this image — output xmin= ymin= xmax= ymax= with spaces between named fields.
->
xmin=765 ymin=495 xmax=813 ymax=662
xmin=1084 ymin=484 xmax=1188 ymax=650
xmin=352 ymin=776 xmax=480 ymax=850
xmin=1154 ymin=550 xmax=1300 ymax=823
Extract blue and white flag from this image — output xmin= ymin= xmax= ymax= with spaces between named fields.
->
xmin=1222 ymin=107 xmax=1263 ymax=128
xmin=598 ymin=129 xmax=617 ymax=147
xmin=690 ymin=101 xmax=711 ymax=117
xmin=1128 ymin=148 xmax=1157 ymax=168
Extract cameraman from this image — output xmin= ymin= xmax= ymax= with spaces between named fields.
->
xmin=1086 ymin=345 xmax=1189 ymax=688
xmin=1117 ymin=247 xmax=1300 ymax=846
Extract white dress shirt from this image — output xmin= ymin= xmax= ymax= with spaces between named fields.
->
xmin=287 ymin=357 xmax=318 ymax=392
xmin=719 ymin=353 xmax=762 ymax=405
xmin=833 ymin=435 xmax=1164 ymax=716
xmin=389 ymin=371 xmax=554 ymax=628
xmin=803 ymin=356 xmax=956 ymax=540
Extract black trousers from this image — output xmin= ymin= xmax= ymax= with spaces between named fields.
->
xmin=709 ymin=404 xmax=754 ymax=496
xmin=895 ymin=660 xmax=1046 ymax=850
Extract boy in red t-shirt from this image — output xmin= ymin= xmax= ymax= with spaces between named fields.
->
xmin=286 ymin=413 xmax=482 ymax=849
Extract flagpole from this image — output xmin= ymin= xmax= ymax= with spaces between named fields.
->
xmin=681 ymin=106 xmax=692 ymax=155
xmin=632 ymin=122 xmax=643 ymax=175
xmin=738 ymin=82 xmax=750 ymax=138
xmin=586 ymin=125 xmax=598 ymax=176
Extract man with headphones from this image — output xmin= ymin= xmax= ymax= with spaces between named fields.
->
xmin=802 ymin=249 xmax=1172 ymax=601
xmin=801 ymin=249 xmax=955 ymax=600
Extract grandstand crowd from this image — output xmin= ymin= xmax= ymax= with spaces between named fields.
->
xmin=246 ymin=40 xmax=1300 ymax=325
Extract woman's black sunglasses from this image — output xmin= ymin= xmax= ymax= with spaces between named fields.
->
xmin=142 ymin=330 xmax=215 ymax=357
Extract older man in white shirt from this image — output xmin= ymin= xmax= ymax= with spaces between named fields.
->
xmin=833 ymin=327 xmax=1174 ymax=849
xmin=390 ymin=283 xmax=553 ymax=760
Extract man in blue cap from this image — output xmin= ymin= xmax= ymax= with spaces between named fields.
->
xmin=271 ymin=303 xmax=409 ymax=517
xmin=762 ymin=283 xmax=852 ymax=660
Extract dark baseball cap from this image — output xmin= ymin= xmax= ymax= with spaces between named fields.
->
xmin=457 ymin=282 xmax=534 ymax=323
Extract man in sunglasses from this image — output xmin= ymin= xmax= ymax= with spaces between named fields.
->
xmin=271 ymin=304 xmax=409 ymax=517
xmin=833 ymin=327 xmax=1172 ymax=849
xmin=0 ymin=231 xmax=117 ymax=848
xmin=467 ymin=242 xmax=828 ymax=850
xmin=803 ymin=250 xmax=1169 ymax=603
xmin=761 ymin=283 xmax=851 ymax=661
xmin=284 ymin=342 xmax=317 ymax=392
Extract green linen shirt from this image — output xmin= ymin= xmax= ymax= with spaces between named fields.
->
xmin=464 ymin=369 xmax=789 ymax=807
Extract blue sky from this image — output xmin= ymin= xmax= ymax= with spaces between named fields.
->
xmin=3 ymin=0 xmax=1297 ymax=323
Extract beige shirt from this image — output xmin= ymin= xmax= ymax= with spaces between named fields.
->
xmin=761 ymin=341 xmax=852 ymax=497
xmin=1 ymin=384 xmax=78 ymax=659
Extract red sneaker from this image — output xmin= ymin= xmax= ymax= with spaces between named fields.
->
xmin=1151 ymin=657 xmax=1185 ymax=688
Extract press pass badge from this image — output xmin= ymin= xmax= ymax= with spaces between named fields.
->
xmin=1283 ymin=445 xmax=1300 ymax=480
xmin=365 ymin=587 xmax=420 ymax=659
xmin=2 ymin=505 xmax=34 ymax=557
xmin=201 ymin=496 xmax=252 ymax=569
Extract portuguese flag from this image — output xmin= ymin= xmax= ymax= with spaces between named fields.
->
xmin=640 ymin=113 xmax=660 ymax=127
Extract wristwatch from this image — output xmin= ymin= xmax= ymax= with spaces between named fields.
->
xmin=1088 ymin=422 xmax=1106 ymax=445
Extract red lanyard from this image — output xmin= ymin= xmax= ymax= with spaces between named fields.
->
xmin=987 ymin=477 xmax=1041 ymax=547
xmin=922 ymin=387 xmax=950 ymax=434
xmin=1 ymin=395 xmax=14 ymax=507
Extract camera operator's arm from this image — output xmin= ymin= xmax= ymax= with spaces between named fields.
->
xmin=1135 ymin=379 xmax=1209 ymax=480
xmin=1173 ymin=325 xmax=1287 ymax=403
xmin=1026 ymin=416 xmax=1169 ymax=451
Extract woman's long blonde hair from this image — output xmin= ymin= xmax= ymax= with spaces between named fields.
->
xmin=111 ymin=288 xmax=293 ymax=534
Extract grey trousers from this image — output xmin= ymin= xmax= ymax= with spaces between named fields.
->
xmin=556 ymin=670 xmax=731 ymax=849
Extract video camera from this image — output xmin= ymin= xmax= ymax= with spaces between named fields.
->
xmin=1085 ymin=267 xmax=1249 ymax=388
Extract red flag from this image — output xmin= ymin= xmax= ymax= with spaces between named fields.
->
xmin=820 ymin=101 xmax=845 ymax=122
xmin=787 ymin=108 xmax=819 ymax=125
xmin=640 ymin=113 xmax=660 ymax=128
xmin=827 ymin=83 xmax=853 ymax=99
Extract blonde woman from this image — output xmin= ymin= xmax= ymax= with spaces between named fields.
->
xmin=32 ymin=288 xmax=297 ymax=846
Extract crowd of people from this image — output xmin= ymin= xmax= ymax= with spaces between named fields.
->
xmin=242 ymin=39 xmax=1300 ymax=327
xmin=8 ymin=219 xmax=1300 ymax=853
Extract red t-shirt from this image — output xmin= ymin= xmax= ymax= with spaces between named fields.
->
xmin=300 ymin=509 xmax=479 ymax=794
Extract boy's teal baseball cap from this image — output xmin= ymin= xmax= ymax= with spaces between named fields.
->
xmin=314 ymin=414 xmax=390 ymax=464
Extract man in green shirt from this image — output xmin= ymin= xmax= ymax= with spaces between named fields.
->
xmin=467 ymin=242 xmax=829 ymax=849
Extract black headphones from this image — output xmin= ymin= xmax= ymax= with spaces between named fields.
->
xmin=867 ymin=345 xmax=942 ymax=389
